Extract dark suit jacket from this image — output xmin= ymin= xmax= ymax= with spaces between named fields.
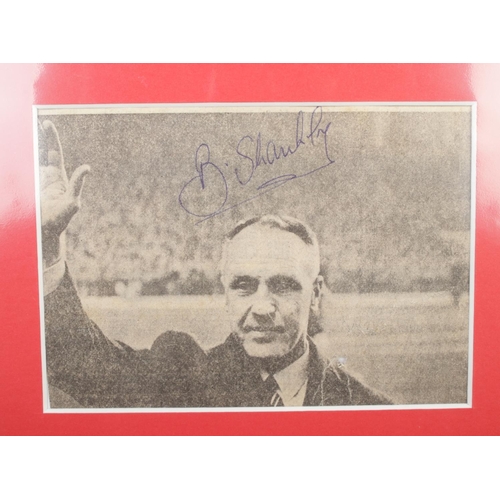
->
xmin=45 ymin=269 xmax=390 ymax=408
xmin=204 ymin=333 xmax=390 ymax=407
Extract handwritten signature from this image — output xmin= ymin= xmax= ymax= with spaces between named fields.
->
xmin=178 ymin=106 xmax=335 ymax=223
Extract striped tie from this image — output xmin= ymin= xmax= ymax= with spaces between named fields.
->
xmin=264 ymin=375 xmax=284 ymax=407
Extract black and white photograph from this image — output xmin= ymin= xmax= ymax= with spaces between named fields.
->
xmin=35 ymin=103 xmax=474 ymax=411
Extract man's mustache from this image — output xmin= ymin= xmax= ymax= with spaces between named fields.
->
xmin=240 ymin=325 xmax=286 ymax=334
xmin=237 ymin=307 xmax=285 ymax=333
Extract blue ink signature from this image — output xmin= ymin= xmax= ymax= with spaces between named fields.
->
xmin=178 ymin=106 xmax=335 ymax=223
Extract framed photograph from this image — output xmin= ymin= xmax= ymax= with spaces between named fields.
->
xmin=2 ymin=64 xmax=500 ymax=434
xmin=35 ymin=102 xmax=474 ymax=413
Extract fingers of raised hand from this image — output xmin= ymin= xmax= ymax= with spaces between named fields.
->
xmin=68 ymin=164 xmax=91 ymax=200
xmin=38 ymin=119 xmax=90 ymax=237
xmin=40 ymin=164 xmax=90 ymax=228
xmin=38 ymin=119 xmax=67 ymax=182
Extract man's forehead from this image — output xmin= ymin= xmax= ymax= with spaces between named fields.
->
xmin=224 ymin=226 xmax=315 ymax=275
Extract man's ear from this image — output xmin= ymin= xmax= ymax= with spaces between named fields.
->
xmin=310 ymin=275 xmax=324 ymax=313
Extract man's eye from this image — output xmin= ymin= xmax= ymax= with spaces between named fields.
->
xmin=229 ymin=277 xmax=258 ymax=294
xmin=268 ymin=276 xmax=302 ymax=294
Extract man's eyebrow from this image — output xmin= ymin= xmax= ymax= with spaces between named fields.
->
xmin=266 ymin=275 xmax=303 ymax=290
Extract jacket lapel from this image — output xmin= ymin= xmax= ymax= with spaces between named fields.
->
xmin=304 ymin=338 xmax=352 ymax=407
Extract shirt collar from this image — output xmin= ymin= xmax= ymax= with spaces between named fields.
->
xmin=260 ymin=341 xmax=310 ymax=401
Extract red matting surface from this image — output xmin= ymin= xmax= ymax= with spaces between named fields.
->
xmin=1 ymin=64 xmax=499 ymax=435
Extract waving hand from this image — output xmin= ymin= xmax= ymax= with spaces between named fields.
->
xmin=38 ymin=120 xmax=90 ymax=268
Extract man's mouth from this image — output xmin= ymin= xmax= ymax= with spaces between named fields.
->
xmin=240 ymin=327 xmax=285 ymax=342
xmin=243 ymin=331 xmax=278 ymax=344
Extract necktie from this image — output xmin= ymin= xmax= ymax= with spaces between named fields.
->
xmin=263 ymin=375 xmax=284 ymax=407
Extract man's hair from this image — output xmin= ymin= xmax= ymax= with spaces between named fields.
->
xmin=221 ymin=214 xmax=321 ymax=278
xmin=227 ymin=215 xmax=318 ymax=247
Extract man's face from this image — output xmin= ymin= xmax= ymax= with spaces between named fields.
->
xmin=222 ymin=225 xmax=322 ymax=359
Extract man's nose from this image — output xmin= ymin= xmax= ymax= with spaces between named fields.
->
xmin=250 ymin=285 xmax=277 ymax=317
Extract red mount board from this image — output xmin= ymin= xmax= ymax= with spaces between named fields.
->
xmin=1 ymin=63 xmax=499 ymax=435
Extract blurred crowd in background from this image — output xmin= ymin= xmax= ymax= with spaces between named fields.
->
xmin=65 ymin=172 xmax=470 ymax=299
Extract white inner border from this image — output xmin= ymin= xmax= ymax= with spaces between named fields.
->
xmin=33 ymin=102 xmax=477 ymax=414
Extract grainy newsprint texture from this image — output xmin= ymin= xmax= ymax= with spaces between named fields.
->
xmin=37 ymin=104 xmax=473 ymax=410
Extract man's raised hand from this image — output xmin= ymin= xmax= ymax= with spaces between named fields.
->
xmin=39 ymin=120 xmax=90 ymax=268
